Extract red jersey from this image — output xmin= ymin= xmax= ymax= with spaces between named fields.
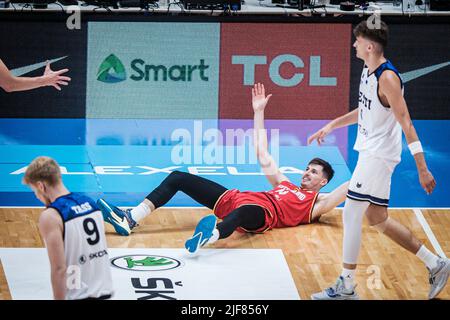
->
xmin=214 ymin=180 xmax=319 ymax=233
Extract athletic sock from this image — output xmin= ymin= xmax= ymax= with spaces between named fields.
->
xmin=206 ymin=228 xmax=220 ymax=245
xmin=130 ymin=202 xmax=151 ymax=223
xmin=342 ymin=199 xmax=369 ymax=268
xmin=341 ymin=268 xmax=356 ymax=290
xmin=416 ymin=245 xmax=440 ymax=270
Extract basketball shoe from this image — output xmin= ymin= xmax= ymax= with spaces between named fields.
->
xmin=97 ymin=199 xmax=137 ymax=236
xmin=311 ymin=276 xmax=359 ymax=300
xmin=185 ymin=215 xmax=217 ymax=254
xmin=428 ymin=256 xmax=450 ymax=299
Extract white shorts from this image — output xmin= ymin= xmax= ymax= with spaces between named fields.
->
xmin=347 ymin=152 xmax=399 ymax=207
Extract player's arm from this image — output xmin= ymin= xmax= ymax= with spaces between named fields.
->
xmin=0 ymin=59 xmax=70 ymax=92
xmin=379 ymin=71 xmax=436 ymax=195
xmin=252 ymin=83 xmax=289 ymax=188
xmin=38 ymin=208 xmax=67 ymax=300
xmin=307 ymin=108 xmax=358 ymax=145
xmin=311 ymin=181 xmax=349 ymax=221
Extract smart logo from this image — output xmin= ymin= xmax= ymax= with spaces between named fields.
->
xmin=97 ymin=54 xmax=127 ymax=83
xmin=130 ymin=58 xmax=209 ymax=82
xmin=97 ymin=54 xmax=210 ymax=83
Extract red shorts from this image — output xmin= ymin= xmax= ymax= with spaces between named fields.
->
xmin=213 ymin=189 xmax=278 ymax=233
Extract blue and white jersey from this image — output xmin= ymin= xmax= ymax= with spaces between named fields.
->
xmin=48 ymin=193 xmax=113 ymax=300
xmin=354 ymin=60 xmax=403 ymax=163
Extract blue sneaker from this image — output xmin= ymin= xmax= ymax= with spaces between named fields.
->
xmin=185 ymin=232 xmax=203 ymax=254
xmin=97 ymin=199 xmax=137 ymax=236
xmin=185 ymin=215 xmax=217 ymax=254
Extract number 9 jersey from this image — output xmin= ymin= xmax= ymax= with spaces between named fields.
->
xmin=48 ymin=193 xmax=114 ymax=300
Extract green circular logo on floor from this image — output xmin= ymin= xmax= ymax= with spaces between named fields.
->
xmin=111 ymin=254 xmax=182 ymax=271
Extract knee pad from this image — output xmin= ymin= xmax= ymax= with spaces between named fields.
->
xmin=371 ymin=216 xmax=391 ymax=233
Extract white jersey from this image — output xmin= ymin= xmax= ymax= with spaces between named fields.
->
xmin=49 ymin=193 xmax=114 ymax=300
xmin=354 ymin=60 xmax=403 ymax=163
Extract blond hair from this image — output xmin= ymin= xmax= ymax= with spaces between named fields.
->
xmin=23 ymin=156 xmax=62 ymax=186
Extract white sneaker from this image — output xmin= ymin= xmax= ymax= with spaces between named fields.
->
xmin=311 ymin=276 xmax=359 ymax=300
xmin=428 ymin=257 xmax=450 ymax=299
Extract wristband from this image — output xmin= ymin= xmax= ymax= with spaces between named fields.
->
xmin=408 ymin=141 xmax=423 ymax=156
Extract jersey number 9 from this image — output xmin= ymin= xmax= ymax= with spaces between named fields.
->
xmin=83 ymin=218 xmax=100 ymax=245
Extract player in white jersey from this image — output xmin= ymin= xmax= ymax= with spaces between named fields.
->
xmin=23 ymin=156 xmax=114 ymax=300
xmin=308 ymin=21 xmax=448 ymax=300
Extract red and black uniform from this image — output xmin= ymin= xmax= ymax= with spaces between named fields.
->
xmin=146 ymin=171 xmax=318 ymax=239
xmin=214 ymin=180 xmax=318 ymax=233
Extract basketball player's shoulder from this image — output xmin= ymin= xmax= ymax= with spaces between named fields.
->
xmin=379 ymin=70 xmax=402 ymax=92
xmin=378 ymin=61 xmax=401 ymax=83
xmin=279 ymin=180 xmax=295 ymax=188
xmin=380 ymin=69 xmax=400 ymax=81
xmin=42 ymin=206 xmax=60 ymax=214
xmin=38 ymin=207 xmax=63 ymax=231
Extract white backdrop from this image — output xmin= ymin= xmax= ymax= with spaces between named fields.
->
xmin=0 ymin=248 xmax=300 ymax=300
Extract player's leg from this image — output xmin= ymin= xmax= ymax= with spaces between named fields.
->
xmin=145 ymin=170 xmax=227 ymax=211
xmin=311 ymin=197 xmax=368 ymax=300
xmin=215 ymin=205 xmax=266 ymax=240
xmin=367 ymin=205 xmax=449 ymax=299
xmin=312 ymin=153 xmax=376 ymax=300
xmin=185 ymin=205 xmax=266 ymax=254
xmin=341 ymin=198 xmax=370 ymax=286
xmin=98 ymin=170 xmax=228 ymax=235
xmin=366 ymin=204 xmax=421 ymax=253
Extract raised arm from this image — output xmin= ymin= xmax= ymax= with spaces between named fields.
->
xmin=0 ymin=59 xmax=70 ymax=92
xmin=252 ymin=83 xmax=289 ymax=188
xmin=307 ymin=108 xmax=358 ymax=145
xmin=311 ymin=181 xmax=349 ymax=221
xmin=38 ymin=208 xmax=67 ymax=300
xmin=380 ymin=71 xmax=436 ymax=194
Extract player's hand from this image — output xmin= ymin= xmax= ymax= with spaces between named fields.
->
xmin=419 ymin=169 xmax=436 ymax=195
xmin=252 ymin=83 xmax=272 ymax=112
xmin=307 ymin=124 xmax=333 ymax=146
xmin=42 ymin=61 xmax=71 ymax=91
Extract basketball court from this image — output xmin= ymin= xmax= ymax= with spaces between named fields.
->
xmin=0 ymin=119 xmax=449 ymax=300
xmin=1 ymin=17 xmax=449 ymax=301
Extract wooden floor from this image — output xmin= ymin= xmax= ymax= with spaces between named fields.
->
xmin=0 ymin=207 xmax=449 ymax=300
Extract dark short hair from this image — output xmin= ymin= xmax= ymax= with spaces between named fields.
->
xmin=308 ymin=158 xmax=334 ymax=183
xmin=353 ymin=20 xmax=389 ymax=51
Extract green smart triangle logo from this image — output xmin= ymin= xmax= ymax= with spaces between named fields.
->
xmin=97 ymin=54 xmax=126 ymax=83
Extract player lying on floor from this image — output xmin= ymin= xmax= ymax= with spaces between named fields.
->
xmin=97 ymin=83 xmax=349 ymax=253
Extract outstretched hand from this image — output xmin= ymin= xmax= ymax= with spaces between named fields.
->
xmin=307 ymin=124 xmax=333 ymax=145
xmin=419 ymin=169 xmax=436 ymax=195
xmin=42 ymin=61 xmax=71 ymax=91
xmin=252 ymin=83 xmax=272 ymax=112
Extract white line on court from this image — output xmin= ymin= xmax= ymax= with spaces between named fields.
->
xmin=413 ymin=208 xmax=447 ymax=258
